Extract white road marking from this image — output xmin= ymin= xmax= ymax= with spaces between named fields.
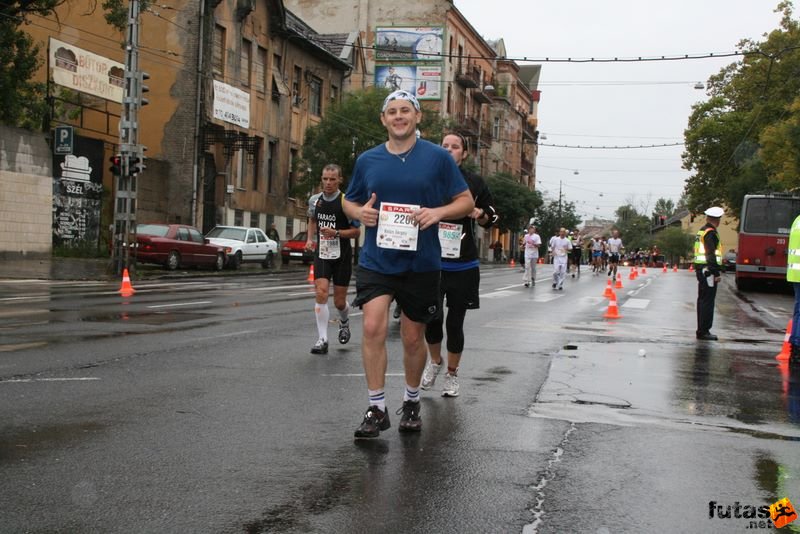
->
xmin=764 ymin=308 xmax=779 ymax=318
xmin=248 ymin=284 xmax=317 ymax=291
xmin=194 ymin=330 xmax=256 ymax=341
xmin=323 ymin=373 xmax=406 ymax=377
xmin=622 ymin=298 xmax=650 ymax=309
xmin=147 ymin=301 xmax=212 ymax=309
xmin=481 ymin=290 xmax=519 ymax=299
xmin=495 ymin=284 xmax=521 ymax=291
xmin=1 ymin=377 xmax=100 ymax=383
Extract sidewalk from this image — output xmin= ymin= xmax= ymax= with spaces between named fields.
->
xmin=0 ymin=256 xmax=111 ymax=281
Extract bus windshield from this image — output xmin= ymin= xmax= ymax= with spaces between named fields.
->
xmin=741 ymin=197 xmax=800 ymax=235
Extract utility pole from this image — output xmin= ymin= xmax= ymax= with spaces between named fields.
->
xmin=111 ymin=0 xmax=148 ymax=275
xmin=557 ymin=179 xmax=562 ymax=229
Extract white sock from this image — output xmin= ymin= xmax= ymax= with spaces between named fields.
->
xmin=368 ymin=389 xmax=386 ymax=411
xmin=339 ymin=302 xmax=350 ymax=322
xmin=315 ymin=303 xmax=329 ymax=341
xmin=404 ymin=384 xmax=420 ymax=403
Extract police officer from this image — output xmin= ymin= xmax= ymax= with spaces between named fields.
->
xmin=786 ymin=213 xmax=800 ymax=364
xmin=694 ymin=206 xmax=724 ymax=340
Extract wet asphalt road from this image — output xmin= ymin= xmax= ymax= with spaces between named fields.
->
xmin=0 ymin=265 xmax=799 ymax=533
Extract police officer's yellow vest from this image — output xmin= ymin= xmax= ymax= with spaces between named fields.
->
xmin=694 ymin=228 xmax=722 ymax=265
xmin=787 ymin=215 xmax=800 ymax=282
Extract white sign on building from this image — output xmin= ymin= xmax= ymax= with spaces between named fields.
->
xmin=49 ymin=38 xmax=124 ymax=103
xmin=213 ymin=80 xmax=251 ymax=129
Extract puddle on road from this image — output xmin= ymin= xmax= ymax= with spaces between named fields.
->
xmin=530 ymin=341 xmax=800 ymax=441
xmin=81 ymin=311 xmax=210 ymax=325
xmin=0 ymin=421 xmax=107 ymax=463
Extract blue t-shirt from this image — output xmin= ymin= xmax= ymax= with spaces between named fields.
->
xmin=346 ymin=139 xmax=468 ymax=274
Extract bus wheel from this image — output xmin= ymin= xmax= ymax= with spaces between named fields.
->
xmin=735 ymin=276 xmax=751 ymax=292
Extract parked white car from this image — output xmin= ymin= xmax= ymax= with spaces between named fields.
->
xmin=205 ymin=226 xmax=278 ymax=269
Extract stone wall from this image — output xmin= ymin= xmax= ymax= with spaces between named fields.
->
xmin=0 ymin=126 xmax=53 ymax=256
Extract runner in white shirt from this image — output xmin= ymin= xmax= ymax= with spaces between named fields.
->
xmin=606 ymin=229 xmax=624 ymax=279
xmin=590 ymin=236 xmax=604 ymax=275
xmin=522 ymin=224 xmax=542 ymax=287
xmin=549 ymin=227 xmax=573 ymax=290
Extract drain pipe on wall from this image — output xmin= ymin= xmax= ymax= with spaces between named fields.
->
xmin=190 ymin=0 xmax=206 ymax=227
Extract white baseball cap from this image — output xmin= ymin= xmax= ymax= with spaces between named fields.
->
xmin=704 ymin=206 xmax=724 ymax=218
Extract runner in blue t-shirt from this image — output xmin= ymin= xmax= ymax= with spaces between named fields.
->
xmin=343 ymin=90 xmax=473 ymax=439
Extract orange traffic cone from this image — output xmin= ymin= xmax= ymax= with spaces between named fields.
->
xmin=307 ymin=264 xmax=315 ymax=283
xmin=641 ymin=266 xmax=647 ymax=274
xmin=673 ymin=265 xmax=678 ymax=273
xmin=628 ymin=268 xmax=636 ymax=280
xmin=602 ymin=279 xmax=614 ymax=298
xmin=538 ymin=258 xmax=544 ymax=264
xmin=663 ymin=264 xmax=668 ymax=273
xmin=776 ymin=319 xmax=793 ymax=361
xmin=615 ymin=272 xmax=623 ymax=289
xmin=119 ymin=268 xmax=135 ymax=297
xmin=510 ymin=257 xmax=516 ymax=267
xmin=688 ymin=264 xmax=694 ymax=272
xmin=634 ymin=267 xmax=639 ymax=279
xmin=603 ymin=291 xmax=622 ymax=319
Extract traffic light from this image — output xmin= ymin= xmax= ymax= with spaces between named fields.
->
xmin=109 ymin=155 xmax=122 ymax=176
xmin=129 ymin=156 xmax=146 ymax=177
xmin=139 ymin=72 xmax=150 ymax=106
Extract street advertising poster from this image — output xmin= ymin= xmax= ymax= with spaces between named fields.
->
xmin=213 ymin=80 xmax=251 ymax=129
xmin=52 ymin=135 xmax=104 ymax=247
xmin=375 ymin=27 xmax=444 ymax=61
xmin=375 ymin=65 xmax=441 ymax=101
xmin=49 ymin=37 xmax=124 ymax=103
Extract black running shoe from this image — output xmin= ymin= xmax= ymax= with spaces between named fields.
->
xmin=396 ymin=400 xmax=422 ymax=432
xmin=354 ymin=405 xmax=390 ymax=438
xmin=338 ymin=320 xmax=350 ymax=344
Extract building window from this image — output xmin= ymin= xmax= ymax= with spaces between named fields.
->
xmin=292 ymin=65 xmax=302 ymax=106
xmin=493 ymin=117 xmax=500 ymax=140
xmin=213 ymin=25 xmax=225 ymax=75
xmin=256 ymin=46 xmax=267 ymax=93
xmin=308 ymin=76 xmax=322 ymax=116
xmin=272 ymin=53 xmax=283 ymax=102
xmin=241 ymin=38 xmax=251 ymax=86
xmin=234 ymin=209 xmax=243 ymax=226
xmin=289 ymin=148 xmax=298 ymax=192
xmin=286 ymin=217 xmax=294 ymax=238
xmin=330 ymin=84 xmax=338 ymax=105
xmin=267 ymin=140 xmax=277 ymax=193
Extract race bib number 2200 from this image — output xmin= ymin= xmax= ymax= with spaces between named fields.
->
xmin=377 ymin=202 xmax=420 ymax=251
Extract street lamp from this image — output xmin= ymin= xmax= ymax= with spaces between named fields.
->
xmin=694 ymin=81 xmax=705 ymax=90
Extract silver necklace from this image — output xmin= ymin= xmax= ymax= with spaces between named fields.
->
xmin=390 ymin=142 xmax=416 ymax=163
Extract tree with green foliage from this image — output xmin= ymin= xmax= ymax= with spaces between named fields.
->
xmin=683 ymin=1 xmax=800 ymax=216
xmin=297 ymin=87 xmax=448 ymax=198
xmin=535 ymin=198 xmax=580 ymax=243
xmin=614 ymin=204 xmax=652 ymax=251
xmin=484 ymin=172 xmax=542 ymax=234
xmin=655 ymin=226 xmax=695 ymax=266
xmin=0 ymin=0 xmax=65 ymax=129
xmin=652 ymin=197 xmax=676 ymax=218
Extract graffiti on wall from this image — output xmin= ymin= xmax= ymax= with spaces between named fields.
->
xmin=52 ymin=136 xmax=104 ymax=247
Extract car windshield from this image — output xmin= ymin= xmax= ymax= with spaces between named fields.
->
xmin=207 ymin=227 xmax=246 ymax=241
xmin=137 ymin=224 xmax=169 ymax=237
xmin=291 ymin=232 xmax=307 ymax=241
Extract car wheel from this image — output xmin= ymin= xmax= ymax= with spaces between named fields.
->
xmin=262 ymin=251 xmax=275 ymax=269
xmin=166 ymin=251 xmax=180 ymax=271
xmin=229 ymin=252 xmax=242 ymax=270
xmin=214 ymin=253 xmax=225 ymax=271
xmin=281 ymin=256 xmax=289 ymax=265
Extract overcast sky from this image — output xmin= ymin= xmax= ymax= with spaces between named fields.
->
xmin=454 ymin=0 xmax=784 ymax=222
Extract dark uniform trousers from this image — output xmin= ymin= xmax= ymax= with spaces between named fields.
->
xmin=695 ymin=267 xmax=717 ymax=335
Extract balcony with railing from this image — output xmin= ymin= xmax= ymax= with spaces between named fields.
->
xmin=455 ymin=63 xmax=480 ymax=89
xmin=453 ymin=113 xmax=480 ymax=136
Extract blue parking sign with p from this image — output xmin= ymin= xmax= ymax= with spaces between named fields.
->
xmin=54 ymin=126 xmax=73 ymax=155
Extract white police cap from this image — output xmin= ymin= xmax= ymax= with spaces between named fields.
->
xmin=704 ymin=206 xmax=724 ymax=218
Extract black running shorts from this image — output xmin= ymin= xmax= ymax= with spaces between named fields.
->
xmin=353 ymin=266 xmax=441 ymax=324
xmin=609 ymin=253 xmax=620 ymax=263
xmin=314 ymin=250 xmax=353 ymax=287
xmin=440 ymin=267 xmax=480 ymax=310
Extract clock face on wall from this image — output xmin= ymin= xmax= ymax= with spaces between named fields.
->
xmin=414 ymin=34 xmax=443 ymax=58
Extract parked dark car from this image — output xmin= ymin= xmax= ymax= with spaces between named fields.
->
xmin=135 ymin=224 xmax=225 ymax=271
xmin=281 ymin=231 xmax=314 ymax=265
xmin=723 ymin=249 xmax=737 ymax=272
